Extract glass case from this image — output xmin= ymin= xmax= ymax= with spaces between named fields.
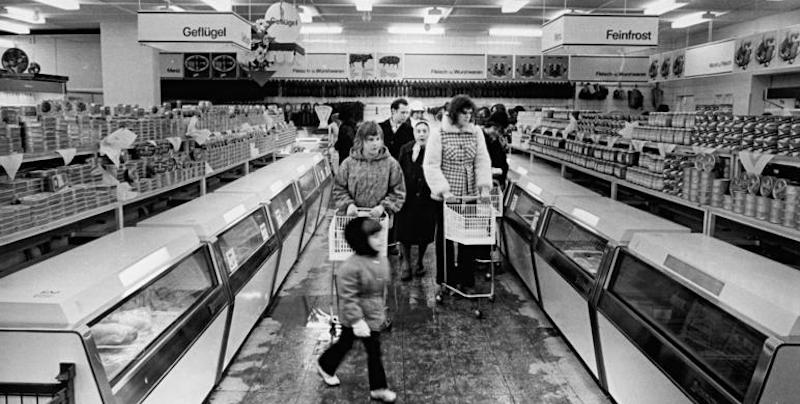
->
xmin=315 ymin=160 xmax=331 ymax=183
xmin=542 ymin=211 xmax=607 ymax=277
xmin=217 ymin=208 xmax=273 ymax=274
xmin=607 ymin=251 xmax=767 ymax=401
xmin=508 ymin=187 xmax=546 ymax=229
xmin=269 ymin=185 xmax=301 ymax=228
xmin=297 ymin=169 xmax=318 ymax=199
xmin=89 ymin=248 xmax=217 ymax=384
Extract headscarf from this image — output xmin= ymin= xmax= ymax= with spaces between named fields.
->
xmin=411 ymin=119 xmax=431 ymax=161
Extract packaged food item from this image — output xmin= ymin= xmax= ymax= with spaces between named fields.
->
xmin=93 ymin=323 xmax=138 ymax=346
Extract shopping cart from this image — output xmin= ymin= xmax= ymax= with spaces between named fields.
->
xmin=436 ymin=195 xmax=498 ymax=319
xmin=326 ymin=208 xmax=390 ymax=338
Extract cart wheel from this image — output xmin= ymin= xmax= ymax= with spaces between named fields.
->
xmin=435 ymin=294 xmax=444 ymax=304
xmin=488 ymin=295 xmax=495 ymax=303
xmin=474 ymin=309 xmax=482 ymax=319
xmin=484 ymin=272 xmax=492 ymax=281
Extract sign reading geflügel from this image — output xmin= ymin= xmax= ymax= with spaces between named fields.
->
xmin=403 ymin=54 xmax=486 ymax=79
xmin=271 ymin=53 xmax=348 ymax=79
xmin=568 ymin=55 xmax=649 ymax=82
xmin=542 ymin=14 xmax=659 ymax=51
xmin=138 ymin=11 xmax=251 ymax=50
xmin=684 ymin=40 xmax=734 ymax=77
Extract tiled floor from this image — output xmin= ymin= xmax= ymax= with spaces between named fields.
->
xmin=207 ymin=210 xmax=611 ymax=404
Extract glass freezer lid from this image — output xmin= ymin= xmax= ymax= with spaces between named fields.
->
xmin=137 ymin=192 xmax=262 ymax=239
xmin=0 ymin=227 xmax=202 ymax=329
xmin=269 ymin=184 xmax=301 ymax=227
xmin=608 ymin=250 xmax=767 ymax=400
xmin=518 ymin=175 xmax=598 ymax=206
xmin=297 ymin=169 xmax=318 ymax=198
xmin=542 ymin=210 xmax=607 ymax=276
xmin=508 ymin=187 xmax=545 ymax=229
xmin=89 ymin=247 xmax=217 ymax=384
xmin=216 ymin=207 xmax=273 ymax=273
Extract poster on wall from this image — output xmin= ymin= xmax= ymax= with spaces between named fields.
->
xmin=403 ymin=54 xmax=485 ymax=79
xmin=648 ymin=53 xmax=660 ymax=82
xmin=568 ymin=55 xmax=649 ymax=82
xmin=376 ymin=53 xmax=402 ymax=79
xmin=734 ymin=34 xmax=758 ymax=72
xmin=659 ymin=52 xmax=672 ymax=81
xmin=541 ymin=55 xmax=569 ymax=81
xmin=514 ymin=55 xmax=541 ymax=80
xmin=183 ymin=53 xmax=211 ymax=79
xmin=487 ymin=55 xmax=513 ymax=80
xmin=752 ymin=30 xmax=780 ymax=71
xmin=271 ymin=53 xmax=348 ymax=79
xmin=211 ymin=53 xmax=238 ymax=79
xmin=775 ymin=24 xmax=800 ymax=68
xmin=348 ymin=53 xmax=375 ymax=79
xmin=684 ymin=40 xmax=734 ymax=77
xmin=160 ymin=53 xmax=183 ymax=78
xmin=670 ymin=49 xmax=685 ymax=79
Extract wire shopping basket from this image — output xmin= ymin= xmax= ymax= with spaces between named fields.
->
xmin=328 ymin=208 xmax=390 ymax=261
xmin=490 ymin=185 xmax=503 ymax=217
xmin=443 ymin=197 xmax=496 ymax=245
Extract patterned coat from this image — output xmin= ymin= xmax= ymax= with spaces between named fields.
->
xmin=333 ymin=145 xmax=406 ymax=214
xmin=423 ymin=117 xmax=493 ymax=200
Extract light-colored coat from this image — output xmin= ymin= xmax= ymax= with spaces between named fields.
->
xmin=422 ymin=116 xmax=493 ymax=200
xmin=333 ymin=146 xmax=406 ymax=214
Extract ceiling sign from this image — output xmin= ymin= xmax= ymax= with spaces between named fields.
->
xmin=159 ymin=53 xmax=184 ymax=78
xmin=138 ymin=11 xmax=251 ymax=53
xmin=568 ymin=55 xmax=649 ymax=82
xmin=542 ymin=14 xmax=659 ymax=51
xmin=270 ymin=53 xmax=348 ymax=79
xmin=684 ymin=40 xmax=734 ymax=77
xmin=404 ymin=54 xmax=486 ymax=80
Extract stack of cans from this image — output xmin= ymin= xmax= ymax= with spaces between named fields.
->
xmin=755 ymin=196 xmax=771 ymax=221
xmin=785 ymin=186 xmax=799 ymax=228
xmin=0 ymin=124 xmax=23 ymax=155
xmin=19 ymin=193 xmax=51 ymax=226
xmin=23 ymin=122 xmax=46 ymax=153
xmin=0 ymin=205 xmax=31 ymax=234
xmin=711 ymin=179 xmax=730 ymax=208
xmin=733 ymin=190 xmax=747 ymax=214
xmin=42 ymin=116 xmax=59 ymax=152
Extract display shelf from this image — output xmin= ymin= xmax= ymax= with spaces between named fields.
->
xmin=615 ymin=180 xmax=704 ymax=212
xmin=20 ymin=149 xmax=97 ymax=163
xmin=121 ymin=176 xmax=204 ymax=206
xmin=0 ymin=203 xmax=117 ymax=248
xmin=707 ymin=206 xmax=800 ymax=242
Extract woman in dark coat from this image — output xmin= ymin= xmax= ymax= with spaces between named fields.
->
xmin=395 ymin=119 xmax=436 ymax=281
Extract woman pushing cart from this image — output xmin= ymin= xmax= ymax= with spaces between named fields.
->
xmin=423 ymin=95 xmax=495 ymax=316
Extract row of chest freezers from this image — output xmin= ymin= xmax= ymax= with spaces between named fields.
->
xmin=0 ymin=152 xmax=333 ymax=404
xmin=500 ymin=160 xmax=800 ymax=404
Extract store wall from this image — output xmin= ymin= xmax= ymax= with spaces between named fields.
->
xmin=100 ymin=19 xmax=160 ymax=106
xmin=299 ymin=33 xmax=541 ymax=55
xmin=573 ymin=83 xmax=654 ymax=114
xmin=0 ymin=34 xmax=102 ymax=92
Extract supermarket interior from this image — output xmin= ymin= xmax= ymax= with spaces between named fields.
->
xmin=1 ymin=0 xmax=800 ymax=403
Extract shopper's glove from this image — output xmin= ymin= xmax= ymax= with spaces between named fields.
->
xmin=346 ymin=204 xmax=359 ymax=216
xmin=442 ymin=191 xmax=455 ymax=202
xmin=478 ymin=187 xmax=492 ymax=204
xmin=352 ymin=319 xmax=371 ymax=337
xmin=370 ymin=205 xmax=385 ymax=218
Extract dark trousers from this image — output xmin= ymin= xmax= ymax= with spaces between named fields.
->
xmin=318 ymin=327 xmax=387 ymax=390
xmin=434 ymin=201 xmax=477 ymax=288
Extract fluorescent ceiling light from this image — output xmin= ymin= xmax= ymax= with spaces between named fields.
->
xmin=30 ymin=0 xmax=79 ymax=11
xmin=0 ymin=20 xmax=30 ymax=34
xmin=299 ymin=12 xmax=313 ymax=23
xmin=501 ymin=0 xmax=528 ymax=13
xmin=354 ymin=0 xmax=373 ymax=12
xmin=671 ymin=11 xmax=720 ymax=29
xmin=643 ymin=0 xmax=688 ymax=15
xmin=388 ymin=38 xmax=435 ymax=44
xmin=0 ymin=38 xmax=16 ymax=48
xmin=489 ymin=27 xmax=542 ymax=37
xmin=301 ymin=24 xmax=343 ymax=34
xmin=200 ymin=0 xmax=231 ymax=12
xmin=388 ymin=24 xmax=445 ymax=35
xmin=4 ymin=7 xmax=45 ymax=24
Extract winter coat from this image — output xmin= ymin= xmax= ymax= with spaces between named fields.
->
xmin=395 ymin=141 xmax=436 ymax=244
xmin=333 ymin=145 xmax=406 ymax=214
xmin=334 ymin=123 xmax=355 ymax=166
xmin=484 ymin=131 xmax=509 ymax=186
xmin=423 ymin=116 xmax=492 ymax=200
xmin=379 ymin=119 xmax=414 ymax=160
xmin=338 ymin=254 xmax=389 ymax=331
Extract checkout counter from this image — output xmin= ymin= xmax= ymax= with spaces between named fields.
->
xmin=597 ymin=233 xmax=800 ymax=404
xmin=137 ymin=192 xmax=278 ymax=373
xmin=0 ymin=227 xmax=228 ymax=404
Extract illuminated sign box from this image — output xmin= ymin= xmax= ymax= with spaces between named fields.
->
xmin=542 ymin=14 xmax=659 ymax=52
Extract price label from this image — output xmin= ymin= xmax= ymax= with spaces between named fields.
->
xmin=287 ymin=199 xmax=294 ymax=212
xmin=510 ymin=194 xmax=519 ymax=211
xmin=225 ymin=248 xmax=238 ymax=270
xmin=259 ymin=223 xmax=269 ymax=240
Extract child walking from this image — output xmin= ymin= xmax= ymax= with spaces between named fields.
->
xmin=317 ymin=217 xmax=397 ymax=403
xmin=395 ymin=119 xmax=437 ymax=281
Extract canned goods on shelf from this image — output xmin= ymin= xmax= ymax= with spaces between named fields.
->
xmin=744 ymin=193 xmax=757 ymax=217
xmin=755 ymin=196 xmax=771 ymax=221
xmin=769 ymin=199 xmax=783 ymax=224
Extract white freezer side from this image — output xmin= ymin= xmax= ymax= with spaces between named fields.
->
xmin=535 ymin=254 xmax=598 ymax=377
xmin=0 ymin=331 xmax=104 ymax=404
xmin=597 ymin=313 xmax=691 ymax=404
xmin=505 ymin=225 xmax=538 ymax=301
xmin=141 ymin=306 xmax=228 ymax=404
xmin=758 ymin=344 xmax=800 ymax=403
xmin=274 ymin=223 xmax=303 ymax=296
xmin=223 ymin=253 xmax=279 ymax=368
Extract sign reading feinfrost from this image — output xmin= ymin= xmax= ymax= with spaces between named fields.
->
xmin=542 ymin=14 xmax=659 ymax=51
xmin=403 ymin=54 xmax=486 ymax=80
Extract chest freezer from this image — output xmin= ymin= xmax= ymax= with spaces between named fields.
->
xmin=534 ymin=195 xmax=689 ymax=383
xmin=506 ymin=154 xmax=561 ymax=184
xmin=0 ymin=227 xmax=228 ymax=404
xmin=502 ymin=174 xmax=598 ymax=301
xmin=314 ymin=157 xmax=334 ymax=227
xmin=137 ymin=192 xmax=279 ymax=371
xmin=296 ymin=162 xmax=322 ymax=253
xmin=597 ymin=233 xmax=800 ymax=404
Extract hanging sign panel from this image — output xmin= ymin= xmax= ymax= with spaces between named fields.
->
xmin=159 ymin=53 xmax=184 ymax=78
xmin=542 ymin=14 xmax=659 ymax=51
xmin=487 ymin=55 xmax=513 ymax=80
xmin=684 ymin=40 xmax=735 ymax=77
xmin=377 ymin=53 xmax=402 ymax=79
xmin=403 ymin=54 xmax=486 ymax=80
xmin=271 ymin=53 xmax=348 ymax=79
xmin=515 ymin=55 xmax=542 ymax=81
xmin=138 ymin=11 xmax=251 ymax=52
xmin=349 ymin=53 xmax=376 ymax=79
xmin=648 ymin=53 xmax=660 ymax=82
xmin=751 ymin=31 xmax=780 ymax=71
xmin=568 ymin=55 xmax=649 ymax=82
xmin=775 ymin=25 xmax=800 ymax=69
xmin=541 ymin=55 xmax=569 ymax=81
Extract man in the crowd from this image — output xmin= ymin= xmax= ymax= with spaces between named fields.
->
xmin=379 ymin=98 xmax=414 ymax=161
